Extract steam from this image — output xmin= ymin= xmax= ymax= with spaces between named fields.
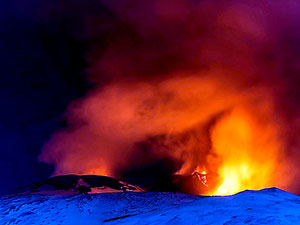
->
xmin=40 ymin=0 xmax=300 ymax=194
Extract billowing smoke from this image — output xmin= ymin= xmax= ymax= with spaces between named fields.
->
xmin=39 ymin=0 xmax=300 ymax=194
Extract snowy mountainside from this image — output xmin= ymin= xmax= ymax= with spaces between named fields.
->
xmin=1 ymin=188 xmax=300 ymax=224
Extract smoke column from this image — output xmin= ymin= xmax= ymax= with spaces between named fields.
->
xmin=39 ymin=0 xmax=300 ymax=194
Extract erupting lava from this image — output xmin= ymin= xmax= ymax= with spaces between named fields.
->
xmin=193 ymin=169 xmax=208 ymax=188
xmin=209 ymin=108 xmax=280 ymax=196
xmin=188 ymin=106 xmax=281 ymax=196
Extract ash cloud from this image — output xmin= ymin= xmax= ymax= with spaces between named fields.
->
xmin=39 ymin=0 xmax=300 ymax=194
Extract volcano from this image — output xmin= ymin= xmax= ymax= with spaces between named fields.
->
xmin=3 ymin=0 xmax=300 ymax=224
xmin=14 ymin=174 xmax=212 ymax=195
xmin=15 ymin=175 xmax=143 ymax=194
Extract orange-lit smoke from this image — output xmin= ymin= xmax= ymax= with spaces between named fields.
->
xmin=39 ymin=0 xmax=300 ymax=195
xmin=39 ymin=74 xmax=288 ymax=195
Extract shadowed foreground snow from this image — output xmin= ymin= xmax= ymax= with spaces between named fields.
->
xmin=1 ymin=188 xmax=300 ymax=224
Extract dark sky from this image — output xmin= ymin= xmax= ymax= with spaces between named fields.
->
xmin=0 ymin=0 xmax=93 ymax=193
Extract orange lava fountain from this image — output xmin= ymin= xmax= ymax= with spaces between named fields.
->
xmin=209 ymin=108 xmax=281 ymax=195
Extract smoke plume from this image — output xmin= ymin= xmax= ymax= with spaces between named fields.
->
xmin=39 ymin=0 xmax=300 ymax=194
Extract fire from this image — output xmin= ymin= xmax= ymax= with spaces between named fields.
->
xmin=188 ymin=106 xmax=282 ymax=196
xmin=200 ymin=170 xmax=207 ymax=175
xmin=209 ymin=108 xmax=280 ymax=196
xmin=193 ymin=166 xmax=207 ymax=175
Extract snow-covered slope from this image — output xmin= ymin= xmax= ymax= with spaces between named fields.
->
xmin=1 ymin=188 xmax=300 ymax=224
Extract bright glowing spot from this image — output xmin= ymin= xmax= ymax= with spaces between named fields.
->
xmin=209 ymin=108 xmax=280 ymax=196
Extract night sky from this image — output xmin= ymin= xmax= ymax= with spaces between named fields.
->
xmin=0 ymin=0 xmax=95 ymax=193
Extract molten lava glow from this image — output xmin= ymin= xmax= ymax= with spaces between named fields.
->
xmin=194 ymin=167 xmax=207 ymax=175
xmin=209 ymin=109 xmax=280 ymax=196
xmin=200 ymin=170 xmax=207 ymax=175
xmin=215 ymin=163 xmax=253 ymax=195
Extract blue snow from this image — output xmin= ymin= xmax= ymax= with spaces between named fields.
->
xmin=1 ymin=188 xmax=300 ymax=224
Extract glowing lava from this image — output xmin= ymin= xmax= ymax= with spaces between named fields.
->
xmin=208 ymin=108 xmax=281 ymax=196
xmin=193 ymin=167 xmax=208 ymax=187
